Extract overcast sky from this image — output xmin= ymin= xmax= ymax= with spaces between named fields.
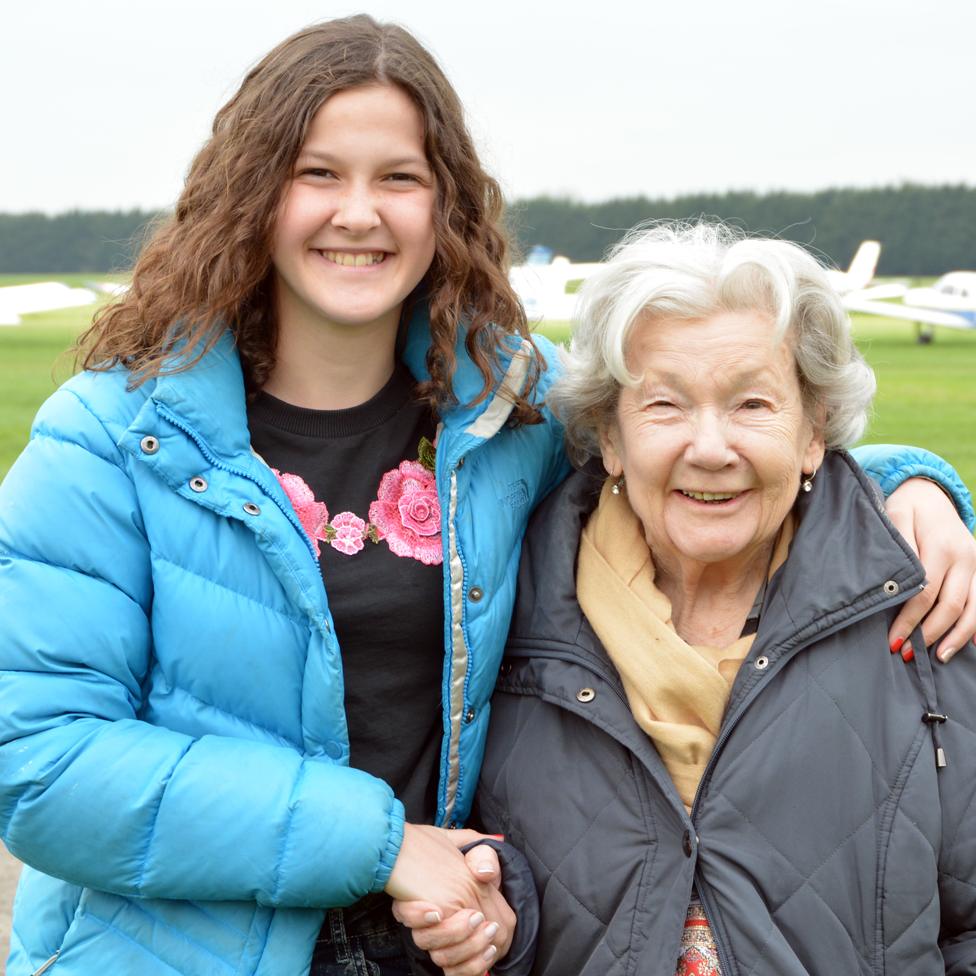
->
xmin=3 ymin=0 xmax=973 ymax=214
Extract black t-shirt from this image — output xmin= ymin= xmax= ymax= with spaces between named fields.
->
xmin=248 ymin=364 xmax=443 ymax=825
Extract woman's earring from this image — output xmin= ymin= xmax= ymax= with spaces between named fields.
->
xmin=801 ymin=469 xmax=817 ymax=493
xmin=611 ymin=475 xmax=625 ymax=495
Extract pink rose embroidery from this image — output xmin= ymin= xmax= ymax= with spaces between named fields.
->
xmin=273 ymin=469 xmax=330 ymax=557
xmin=329 ymin=511 xmax=367 ymax=556
xmin=369 ymin=460 xmax=442 ymax=565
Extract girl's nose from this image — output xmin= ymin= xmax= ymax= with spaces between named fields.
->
xmin=332 ymin=183 xmax=381 ymax=233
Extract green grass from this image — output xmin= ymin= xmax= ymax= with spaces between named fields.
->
xmin=2 ymin=296 xmax=975 ymax=492
xmin=0 ymin=304 xmax=104 ymax=476
xmin=849 ymin=317 xmax=976 ymax=487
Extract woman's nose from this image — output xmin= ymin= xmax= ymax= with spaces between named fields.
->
xmin=686 ymin=413 xmax=737 ymax=469
xmin=332 ymin=183 xmax=381 ymax=233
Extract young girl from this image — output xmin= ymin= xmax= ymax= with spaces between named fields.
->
xmin=0 ymin=15 xmax=973 ymax=976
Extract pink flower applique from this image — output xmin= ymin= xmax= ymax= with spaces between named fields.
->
xmin=369 ymin=459 xmax=443 ymax=566
xmin=328 ymin=511 xmax=367 ymax=556
xmin=273 ymin=469 xmax=330 ymax=557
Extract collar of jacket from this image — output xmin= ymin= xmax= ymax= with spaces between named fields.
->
xmin=507 ymin=451 xmax=927 ymax=705
xmin=131 ymin=301 xmax=534 ymax=469
xmin=145 ymin=330 xmax=254 ymax=464
xmin=401 ymin=298 xmax=538 ymax=445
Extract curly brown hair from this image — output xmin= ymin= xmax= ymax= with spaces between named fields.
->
xmin=77 ymin=15 xmax=543 ymax=423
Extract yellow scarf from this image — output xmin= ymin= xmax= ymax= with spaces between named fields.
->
xmin=577 ymin=478 xmax=792 ymax=811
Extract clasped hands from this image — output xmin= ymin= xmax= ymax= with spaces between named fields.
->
xmin=385 ymin=823 xmax=513 ymax=976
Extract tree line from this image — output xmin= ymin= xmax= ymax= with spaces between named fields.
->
xmin=508 ymin=184 xmax=976 ymax=275
xmin=0 ymin=210 xmax=159 ymax=275
xmin=1 ymin=184 xmax=973 ymax=275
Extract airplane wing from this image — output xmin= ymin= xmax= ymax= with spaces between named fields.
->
xmin=0 ymin=282 xmax=98 ymax=326
xmin=847 ymin=282 xmax=908 ymax=302
xmin=845 ymin=298 xmax=976 ymax=330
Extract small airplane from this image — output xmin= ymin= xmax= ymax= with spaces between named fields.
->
xmin=0 ymin=280 xmax=125 ymax=326
xmin=824 ymin=241 xmax=908 ymax=302
xmin=511 ymin=239 xmax=899 ymax=324
xmin=509 ymin=245 xmax=602 ymax=322
xmin=845 ymin=270 xmax=976 ymax=343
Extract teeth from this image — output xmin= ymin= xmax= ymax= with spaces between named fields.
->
xmin=680 ymin=490 xmax=738 ymax=502
xmin=322 ymin=251 xmax=385 ymax=267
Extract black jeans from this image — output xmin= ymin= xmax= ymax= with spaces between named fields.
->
xmin=310 ymin=893 xmax=414 ymax=976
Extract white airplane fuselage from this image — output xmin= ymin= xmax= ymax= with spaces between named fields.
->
xmin=903 ymin=272 xmax=976 ymax=326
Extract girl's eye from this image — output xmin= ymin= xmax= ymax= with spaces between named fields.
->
xmin=297 ymin=167 xmax=335 ymax=179
xmin=386 ymin=172 xmax=421 ymax=183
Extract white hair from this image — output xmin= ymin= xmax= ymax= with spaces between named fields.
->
xmin=549 ymin=221 xmax=876 ymax=461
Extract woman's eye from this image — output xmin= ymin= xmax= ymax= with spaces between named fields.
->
xmin=741 ymin=399 xmax=769 ymax=411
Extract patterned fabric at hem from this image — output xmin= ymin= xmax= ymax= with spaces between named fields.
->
xmin=676 ymin=898 xmax=722 ymax=976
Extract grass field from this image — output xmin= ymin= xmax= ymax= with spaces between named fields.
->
xmin=1 ymin=279 xmax=974 ymax=490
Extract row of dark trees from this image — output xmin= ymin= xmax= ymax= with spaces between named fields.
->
xmin=508 ymin=184 xmax=976 ymax=275
xmin=0 ymin=210 xmax=158 ymax=274
xmin=1 ymin=184 xmax=974 ymax=275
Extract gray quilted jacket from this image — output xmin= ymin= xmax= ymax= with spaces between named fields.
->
xmin=476 ymin=452 xmax=976 ymax=975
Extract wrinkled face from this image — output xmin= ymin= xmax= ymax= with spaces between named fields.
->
xmin=271 ymin=83 xmax=437 ymax=341
xmin=600 ymin=310 xmax=825 ymax=573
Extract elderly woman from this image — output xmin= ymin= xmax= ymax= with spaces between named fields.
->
xmin=459 ymin=223 xmax=976 ymax=975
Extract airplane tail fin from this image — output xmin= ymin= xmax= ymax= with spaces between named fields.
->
xmin=844 ymin=241 xmax=881 ymax=290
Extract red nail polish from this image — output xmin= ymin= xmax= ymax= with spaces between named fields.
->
xmin=890 ymin=637 xmax=904 ymax=654
xmin=490 ymin=834 xmax=505 ymax=840
xmin=901 ymin=646 xmax=915 ymax=663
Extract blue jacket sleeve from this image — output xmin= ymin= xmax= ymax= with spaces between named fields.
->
xmin=851 ymin=444 xmax=975 ymax=531
xmin=0 ymin=389 xmax=403 ymax=908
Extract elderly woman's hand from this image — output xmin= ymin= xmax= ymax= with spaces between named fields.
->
xmin=387 ymin=826 xmax=514 ymax=976
xmin=885 ymin=477 xmax=976 ymax=662
xmin=394 ymin=898 xmax=514 ymax=976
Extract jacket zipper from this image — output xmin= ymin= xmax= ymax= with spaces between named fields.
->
xmin=689 ymin=586 xmax=917 ymax=975
xmin=154 ymin=404 xmax=318 ymax=565
xmin=30 ymin=951 xmax=60 ymax=976
xmin=440 ymin=457 xmax=470 ymax=826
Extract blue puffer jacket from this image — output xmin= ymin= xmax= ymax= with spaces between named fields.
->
xmin=0 ymin=302 xmax=970 ymax=976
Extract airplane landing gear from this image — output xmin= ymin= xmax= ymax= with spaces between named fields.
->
xmin=914 ymin=322 xmax=935 ymax=344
